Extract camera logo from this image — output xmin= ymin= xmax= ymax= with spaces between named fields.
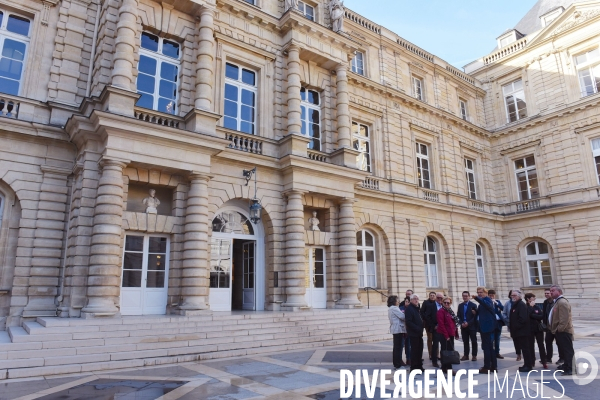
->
xmin=573 ymin=351 xmax=599 ymax=386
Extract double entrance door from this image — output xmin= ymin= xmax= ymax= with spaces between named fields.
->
xmin=209 ymin=236 xmax=256 ymax=311
xmin=305 ymin=247 xmax=326 ymax=309
xmin=120 ymin=233 xmax=169 ymax=315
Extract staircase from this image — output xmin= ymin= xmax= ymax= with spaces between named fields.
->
xmin=0 ymin=307 xmax=390 ymax=380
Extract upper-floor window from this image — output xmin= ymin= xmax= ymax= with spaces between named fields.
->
xmin=503 ymin=80 xmax=527 ymax=123
xmin=301 ymin=87 xmax=321 ymax=151
xmin=297 ymin=1 xmax=315 ymax=21
xmin=424 ymin=236 xmax=438 ymax=288
xmin=459 ymin=99 xmax=468 ymax=120
xmin=136 ymin=32 xmax=180 ymax=115
xmin=357 ymin=230 xmax=376 ymax=288
xmin=352 ymin=121 xmax=371 ymax=173
xmin=0 ymin=11 xmax=31 ymax=96
xmin=465 ymin=158 xmax=477 ymax=200
xmin=351 ymin=51 xmax=364 ymax=76
xmin=412 ymin=76 xmax=424 ymax=101
xmin=475 ymin=243 xmax=485 ymax=287
xmin=224 ymin=62 xmax=257 ymax=135
xmin=243 ymin=0 xmax=256 ymax=5
xmin=416 ymin=142 xmax=431 ymax=189
xmin=514 ymin=156 xmax=539 ymax=200
xmin=592 ymin=138 xmax=600 ymax=184
xmin=575 ymin=48 xmax=600 ymax=97
xmin=526 ymin=241 xmax=552 ymax=286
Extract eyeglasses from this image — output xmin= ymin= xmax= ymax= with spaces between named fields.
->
xmin=443 ymin=302 xmax=451 ymax=305
xmin=436 ymin=297 xmax=443 ymax=299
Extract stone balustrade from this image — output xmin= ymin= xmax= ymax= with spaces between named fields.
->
xmin=360 ymin=177 xmax=380 ymax=190
xmin=516 ymin=199 xmax=541 ymax=212
xmin=225 ymin=131 xmax=263 ymax=154
xmin=134 ymin=108 xmax=182 ymax=128
xmin=483 ymin=37 xmax=528 ymax=65
xmin=308 ymin=150 xmax=328 ymax=162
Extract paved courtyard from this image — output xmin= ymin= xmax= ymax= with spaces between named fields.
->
xmin=1 ymin=321 xmax=599 ymax=400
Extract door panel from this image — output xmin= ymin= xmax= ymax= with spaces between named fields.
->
xmin=305 ymin=247 xmax=327 ymax=309
xmin=209 ymin=238 xmax=232 ymax=311
xmin=242 ymin=241 xmax=255 ymax=310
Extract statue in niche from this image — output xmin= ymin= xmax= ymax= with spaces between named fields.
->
xmin=329 ymin=0 xmax=345 ymax=32
xmin=308 ymin=210 xmax=321 ymax=231
xmin=285 ymin=0 xmax=298 ymax=11
xmin=142 ymin=189 xmax=160 ymax=214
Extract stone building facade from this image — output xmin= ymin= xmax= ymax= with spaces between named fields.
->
xmin=0 ymin=0 xmax=599 ymax=329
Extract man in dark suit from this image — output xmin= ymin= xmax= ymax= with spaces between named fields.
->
xmin=509 ymin=290 xmax=532 ymax=373
xmin=405 ymin=294 xmax=424 ymax=372
xmin=457 ymin=291 xmax=478 ymax=361
xmin=420 ymin=292 xmax=437 ymax=360
xmin=425 ymin=292 xmax=444 ymax=367
xmin=542 ymin=287 xmax=562 ymax=364
xmin=473 ymin=286 xmax=497 ymax=374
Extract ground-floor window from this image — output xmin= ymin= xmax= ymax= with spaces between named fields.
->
xmin=526 ymin=241 xmax=552 ymax=286
xmin=357 ymin=230 xmax=376 ymax=288
xmin=424 ymin=236 xmax=439 ymax=287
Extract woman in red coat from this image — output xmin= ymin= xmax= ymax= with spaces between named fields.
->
xmin=437 ymin=296 xmax=460 ymax=374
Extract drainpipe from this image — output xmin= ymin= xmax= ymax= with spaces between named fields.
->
xmin=85 ymin=0 xmax=101 ymax=98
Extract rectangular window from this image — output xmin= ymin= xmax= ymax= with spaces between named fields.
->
xmin=0 ymin=10 xmax=31 ymax=96
xmin=122 ymin=234 xmax=168 ymax=289
xmin=301 ymin=87 xmax=321 ymax=151
xmin=412 ymin=76 xmax=424 ymax=101
xmin=465 ymin=158 xmax=477 ymax=200
xmin=416 ymin=142 xmax=431 ymax=189
xmin=351 ymin=51 xmax=364 ymax=76
xmin=136 ymin=32 xmax=180 ymax=115
xmin=243 ymin=0 xmax=256 ymax=5
xmin=514 ymin=156 xmax=539 ymax=200
xmin=297 ymin=1 xmax=315 ymax=21
xmin=592 ymin=138 xmax=600 ymax=184
xmin=459 ymin=99 xmax=468 ymax=120
xmin=223 ymin=62 xmax=257 ymax=134
xmin=352 ymin=122 xmax=371 ymax=172
xmin=503 ymin=80 xmax=527 ymax=123
xmin=575 ymin=48 xmax=600 ymax=97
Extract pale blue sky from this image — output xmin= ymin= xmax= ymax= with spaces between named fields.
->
xmin=343 ymin=0 xmax=538 ymax=68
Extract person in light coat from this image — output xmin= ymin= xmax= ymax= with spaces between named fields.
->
xmin=388 ymin=295 xmax=407 ymax=369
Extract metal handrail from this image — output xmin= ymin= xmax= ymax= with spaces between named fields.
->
xmin=363 ymin=286 xmax=389 ymax=309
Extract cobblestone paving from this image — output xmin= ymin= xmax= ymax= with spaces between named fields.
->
xmin=1 ymin=321 xmax=599 ymax=400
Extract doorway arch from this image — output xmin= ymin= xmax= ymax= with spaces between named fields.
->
xmin=209 ymin=201 xmax=265 ymax=311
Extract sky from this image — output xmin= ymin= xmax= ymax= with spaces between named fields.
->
xmin=343 ymin=0 xmax=539 ymax=68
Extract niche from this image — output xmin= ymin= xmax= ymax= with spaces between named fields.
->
xmin=126 ymin=183 xmax=173 ymax=216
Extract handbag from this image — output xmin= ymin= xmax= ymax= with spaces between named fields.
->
xmin=539 ymin=322 xmax=547 ymax=331
xmin=441 ymin=341 xmax=461 ymax=365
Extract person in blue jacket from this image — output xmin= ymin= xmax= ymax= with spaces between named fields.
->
xmin=472 ymin=286 xmax=498 ymax=374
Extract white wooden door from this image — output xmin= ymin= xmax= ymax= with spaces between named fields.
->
xmin=242 ymin=241 xmax=255 ymax=310
xmin=120 ymin=234 xmax=169 ymax=315
xmin=209 ymin=237 xmax=232 ymax=311
xmin=305 ymin=247 xmax=327 ymax=309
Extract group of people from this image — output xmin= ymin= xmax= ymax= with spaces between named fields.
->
xmin=387 ymin=285 xmax=575 ymax=375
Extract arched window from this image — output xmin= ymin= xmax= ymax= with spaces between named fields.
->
xmin=475 ymin=243 xmax=485 ymax=286
xmin=424 ymin=236 xmax=438 ymax=287
xmin=356 ymin=230 xmax=376 ymax=288
xmin=526 ymin=241 xmax=552 ymax=286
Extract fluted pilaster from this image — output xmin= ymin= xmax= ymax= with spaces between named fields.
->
xmin=82 ymin=159 xmax=127 ymax=316
xmin=336 ymin=62 xmax=351 ymax=148
xmin=111 ymin=0 xmax=139 ymax=89
xmin=179 ymin=174 xmax=211 ymax=312
xmin=195 ymin=7 xmax=215 ymax=110
xmin=337 ymin=198 xmax=361 ymax=306
xmin=283 ymin=190 xmax=308 ymax=307
xmin=286 ymin=44 xmax=302 ymax=135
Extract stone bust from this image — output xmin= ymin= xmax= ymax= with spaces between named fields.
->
xmin=308 ymin=210 xmax=320 ymax=231
xmin=142 ymin=189 xmax=160 ymax=214
xmin=329 ymin=0 xmax=345 ymax=32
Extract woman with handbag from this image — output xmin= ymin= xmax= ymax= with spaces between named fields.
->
xmin=437 ymin=296 xmax=460 ymax=374
xmin=388 ymin=295 xmax=407 ymax=369
xmin=525 ymin=293 xmax=548 ymax=369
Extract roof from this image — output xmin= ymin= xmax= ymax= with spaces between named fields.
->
xmin=513 ymin=0 xmax=584 ymax=35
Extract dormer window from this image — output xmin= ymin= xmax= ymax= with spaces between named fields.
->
xmin=497 ymin=29 xmax=524 ymax=49
xmin=540 ymin=7 xmax=564 ymax=27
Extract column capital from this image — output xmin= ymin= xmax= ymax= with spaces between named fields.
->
xmin=189 ymin=172 xmax=213 ymax=182
xmin=283 ymin=189 xmax=307 ymax=199
xmin=98 ymin=157 xmax=129 ymax=169
xmin=336 ymin=62 xmax=349 ymax=73
xmin=198 ymin=5 xmax=216 ymax=17
xmin=283 ymin=41 xmax=302 ymax=56
xmin=339 ymin=197 xmax=357 ymax=205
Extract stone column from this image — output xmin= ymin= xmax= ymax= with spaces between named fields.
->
xmin=179 ymin=174 xmax=211 ymax=312
xmin=336 ymin=62 xmax=351 ymax=148
xmin=111 ymin=0 xmax=139 ymax=89
xmin=337 ymin=198 xmax=361 ymax=307
xmin=195 ymin=7 xmax=215 ymax=111
xmin=283 ymin=190 xmax=308 ymax=308
xmin=82 ymin=159 xmax=127 ymax=316
xmin=22 ymin=166 xmax=71 ymax=318
xmin=286 ymin=44 xmax=302 ymax=135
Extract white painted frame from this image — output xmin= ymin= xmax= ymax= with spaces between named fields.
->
xmin=0 ymin=9 xmax=31 ymax=96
